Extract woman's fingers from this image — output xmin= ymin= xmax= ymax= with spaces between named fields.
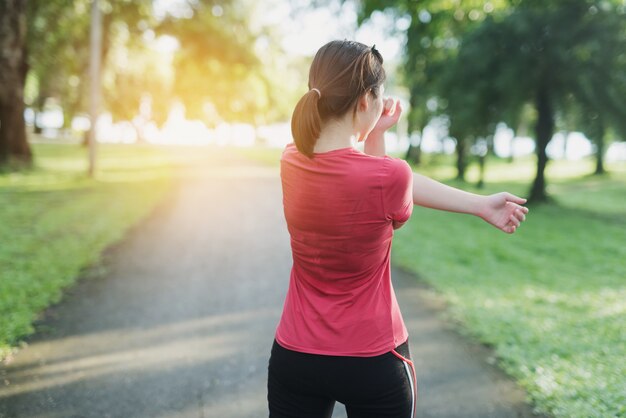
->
xmin=504 ymin=224 xmax=516 ymax=234
xmin=394 ymin=100 xmax=402 ymax=118
xmin=505 ymin=192 xmax=528 ymax=206
xmin=382 ymin=97 xmax=402 ymax=117
xmin=383 ymin=98 xmax=396 ymax=115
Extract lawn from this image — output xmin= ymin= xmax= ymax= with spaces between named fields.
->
xmin=0 ymin=143 xmax=179 ymax=361
xmin=393 ymin=155 xmax=626 ymax=418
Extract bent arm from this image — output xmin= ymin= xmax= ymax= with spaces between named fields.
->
xmin=364 ymin=131 xmax=385 ymax=157
xmin=364 ymin=99 xmax=401 ymax=157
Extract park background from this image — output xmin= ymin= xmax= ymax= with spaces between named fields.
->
xmin=0 ymin=0 xmax=625 ymax=417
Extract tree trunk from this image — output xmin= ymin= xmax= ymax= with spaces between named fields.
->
xmin=455 ymin=136 xmax=467 ymax=182
xmin=0 ymin=0 xmax=31 ymax=166
xmin=477 ymin=154 xmax=486 ymax=189
xmin=405 ymin=92 xmax=423 ymax=164
xmin=405 ymin=106 xmax=422 ymax=164
xmin=405 ymin=134 xmax=422 ymax=164
xmin=594 ymin=122 xmax=605 ymax=175
xmin=33 ymin=94 xmax=46 ymax=134
xmin=528 ymin=86 xmax=553 ymax=203
xmin=508 ymin=134 xmax=515 ymax=163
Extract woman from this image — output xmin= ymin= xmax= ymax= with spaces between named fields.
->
xmin=268 ymin=40 xmax=529 ymax=418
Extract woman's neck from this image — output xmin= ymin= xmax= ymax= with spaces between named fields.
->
xmin=313 ymin=120 xmax=355 ymax=153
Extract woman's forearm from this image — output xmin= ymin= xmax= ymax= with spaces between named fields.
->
xmin=364 ymin=98 xmax=401 ymax=157
xmin=364 ymin=131 xmax=386 ymax=157
xmin=412 ymin=172 xmax=483 ymax=216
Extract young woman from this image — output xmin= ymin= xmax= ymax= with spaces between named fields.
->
xmin=268 ymin=40 xmax=529 ymax=418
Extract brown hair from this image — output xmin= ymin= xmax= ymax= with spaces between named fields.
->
xmin=291 ymin=40 xmax=386 ymax=158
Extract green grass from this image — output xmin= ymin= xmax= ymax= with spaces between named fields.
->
xmin=0 ymin=143 xmax=178 ymax=361
xmin=393 ymin=157 xmax=626 ymax=418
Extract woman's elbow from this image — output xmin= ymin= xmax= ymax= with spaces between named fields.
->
xmin=392 ymin=220 xmax=407 ymax=230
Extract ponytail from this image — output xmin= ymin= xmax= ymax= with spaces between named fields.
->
xmin=291 ymin=90 xmax=322 ymax=158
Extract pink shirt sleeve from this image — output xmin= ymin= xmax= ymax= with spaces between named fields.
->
xmin=382 ymin=158 xmax=414 ymax=226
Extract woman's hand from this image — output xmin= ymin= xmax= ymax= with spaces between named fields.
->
xmin=364 ymin=98 xmax=402 ymax=157
xmin=371 ymin=98 xmax=402 ymax=136
xmin=478 ymin=193 xmax=529 ymax=234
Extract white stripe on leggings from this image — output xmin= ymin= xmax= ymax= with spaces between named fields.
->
xmin=401 ymin=360 xmax=416 ymax=418
xmin=392 ymin=348 xmax=417 ymax=418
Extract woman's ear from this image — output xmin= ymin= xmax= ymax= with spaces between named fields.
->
xmin=357 ymin=92 xmax=369 ymax=112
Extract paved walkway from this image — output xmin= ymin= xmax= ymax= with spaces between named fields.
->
xmin=0 ymin=149 xmax=546 ymax=417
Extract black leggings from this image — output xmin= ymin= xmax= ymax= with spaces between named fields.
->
xmin=267 ymin=340 xmax=417 ymax=418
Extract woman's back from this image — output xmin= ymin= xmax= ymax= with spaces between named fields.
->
xmin=276 ymin=143 xmax=413 ymax=356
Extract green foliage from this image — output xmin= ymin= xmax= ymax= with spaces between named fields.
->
xmin=393 ymin=159 xmax=626 ymax=418
xmin=25 ymin=0 xmax=156 ymax=125
xmin=26 ymin=0 xmax=89 ymax=115
xmin=0 ymin=143 xmax=175 ymax=360
xmin=25 ymin=0 xmax=294 ymax=127
xmin=154 ymin=1 xmax=256 ymax=124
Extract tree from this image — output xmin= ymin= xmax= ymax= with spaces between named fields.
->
xmin=436 ymin=1 xmax=626 ymax=202
xmin=424 ymin=0 xmax=624 ymax=202
xmin=0 ymin=0 xmax=31 ymax=166
xmin=568 ymin=8 xmax=626 ymax=175
xmin=436 ymin=28 xmax=505 ymax=183
xmin=25 ymin=0 xmax=82 ymax=133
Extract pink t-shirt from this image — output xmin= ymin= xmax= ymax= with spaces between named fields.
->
xmin=275 ymin=143 xmax=414 ymax=357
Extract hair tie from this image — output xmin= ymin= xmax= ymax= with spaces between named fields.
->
xmin=370 ymin=44 xmax=383 ymax=63
xmin=310 ymin=88 xmax=321 ymax=98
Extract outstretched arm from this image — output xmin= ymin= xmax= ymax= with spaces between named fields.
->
xmin=364 ymin=96 xmax=529 ymax=234
xmin=412 ymin=173 xmax=528 ymax=234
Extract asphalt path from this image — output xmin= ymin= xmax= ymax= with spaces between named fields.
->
xmin=0 ymin=149 xmax=546 ymax=418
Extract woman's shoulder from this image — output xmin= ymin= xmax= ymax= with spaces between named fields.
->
xmin=379 ymin=154 xmax=411 ymax=169
xmin=281 ymin=143 xmax=410 ymax=176
xmin=281 ymin=143 xmax=300 ymax=162
xmin=283 ymin=142 xmax=297 ymax=155
xmin=380 ymin=155 xmax=412 ymax=183
xmin=282 ymin=143 xmax=363 ymax=162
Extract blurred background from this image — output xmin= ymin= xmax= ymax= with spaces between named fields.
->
xmin=0 ymin=1 xmax=625 ymax=418
xmin=4 ymin=0 xmax=408 ymax=149
xmin=1 ymin=0 xmax=625 ymax=198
